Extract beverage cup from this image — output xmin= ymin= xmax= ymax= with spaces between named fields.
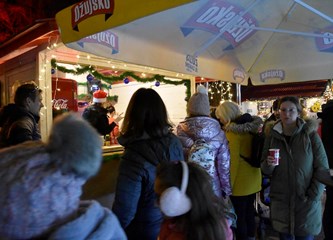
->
xmin=268 ymin=149 xmax=280 ymax=166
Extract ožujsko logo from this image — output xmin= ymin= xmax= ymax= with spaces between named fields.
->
xmin=233 ymin=68 xmax=245 ymax=82
xmin=315 ymin=26 xmax=333 ymax=52
xmin=260 ymin=69 xmax=285 ymax=82
xmin=71 ymin=0 xmax=114 ymax=31
xmin=77 ymin=30 xmax=119 ymax=54
xmin=181 ymin=0 xmax=257 ymax=48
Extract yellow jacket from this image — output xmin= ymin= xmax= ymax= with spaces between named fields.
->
xmin=224 ymin=116 xmax=262 ymax=196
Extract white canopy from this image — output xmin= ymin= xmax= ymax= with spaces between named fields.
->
xmin=56 ymin=0 xmax=333 ymax=85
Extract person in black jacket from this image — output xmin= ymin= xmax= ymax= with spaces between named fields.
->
xmin=112 ymin=88 xmax=184 ymax=240
xmin=318 ymin=100 xmax=333 ymax=240
xmin=82 ymin=90 xmax=122 ymax=136
xmin=0 ymin=83 xmax=43 ymax=148
xmin=263 ymin=99 xmax=279 ymax=132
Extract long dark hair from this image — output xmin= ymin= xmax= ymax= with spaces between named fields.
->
xmin=121 ymin=88 xmax=172 ymax=138
xmin=156 ymin=161 xmax=226 ymax=240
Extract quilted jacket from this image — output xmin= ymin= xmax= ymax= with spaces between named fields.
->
xmin=176 ymin=116 xmax=231 ymax=197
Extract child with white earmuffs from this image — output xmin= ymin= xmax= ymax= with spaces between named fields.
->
xmin=155 ymin=161 xmax=233 ymax=240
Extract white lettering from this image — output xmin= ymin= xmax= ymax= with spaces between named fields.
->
xmin=323 ymin=32 xmax=333 ymax=45
xmin=87 ymin=31 xmax=116 ymax=48
xmin=92 ymin=0 xmax=98 ymax=11
xmin=73 ymin=0 xmax=112 ymax=24
xmin=206 ymin=6 xmax=234 ymax=25
xmin=194 ymin=4 xmax=255 ymax=45
xmin=98 ymin=0 xmax=105 ymax=9
xmin=196 ymin=7 xmax=220 ymax=23
xmin=74 ymin=6 xmax=80 ymax=22
xmin=53 ymin=99 xmax=68 ymax=109
xmin=103 ymin=0 xmax=110 ymax=9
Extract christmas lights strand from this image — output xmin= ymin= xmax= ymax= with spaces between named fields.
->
xmin=51 ymin=58 xmax=191 ymax=101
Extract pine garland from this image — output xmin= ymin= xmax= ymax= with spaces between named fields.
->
xmin=51 ymin=58 xmax=191 ymax=101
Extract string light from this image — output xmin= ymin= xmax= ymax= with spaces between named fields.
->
xmin=198 ymin=80 xmax=234 ymax=105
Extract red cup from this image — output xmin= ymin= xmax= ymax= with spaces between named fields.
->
xmin=268 ymin=149 xmax=280 ymax=166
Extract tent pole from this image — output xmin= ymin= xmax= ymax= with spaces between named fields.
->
xmin=233 ymin=25 xmax=333 ymax=39
xmin=294 ymin=0 xmax=333 ymax=23
xmin=236 ymin=83 xmax=241 ymax=105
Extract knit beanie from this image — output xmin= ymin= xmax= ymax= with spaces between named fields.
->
xmin=0 ymin=113 xmax=103 ymax=239
xmin=215 ymin=101 xmax=242 ymax=125
xmin=187 ymin=85 xmax=210 ymax=117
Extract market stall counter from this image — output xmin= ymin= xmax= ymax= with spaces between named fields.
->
xmin=81 ymin=145 xmax=123 ymax=200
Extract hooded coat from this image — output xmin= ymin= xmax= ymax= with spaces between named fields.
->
xmin=112 ymin=132 xmax=184 ymax=240
xmin=176 ymin=116 xmax=231 ymax=197
xmin=223 ymin=115 xmax=263 ymax=196
xmin=261 ymin=118 xmax=329 ymax=236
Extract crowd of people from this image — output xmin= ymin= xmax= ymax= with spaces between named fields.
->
xmin=0 ymin=82 xmax=331 ymax=240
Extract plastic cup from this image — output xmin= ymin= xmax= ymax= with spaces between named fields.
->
xmin=268 ymin=149 xmax=280 ymax=166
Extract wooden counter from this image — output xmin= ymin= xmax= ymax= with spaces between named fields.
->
xmin=81 ymin=145 xmax=124 ymax=200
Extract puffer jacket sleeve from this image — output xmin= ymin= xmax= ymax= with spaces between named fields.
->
xmin=215 ymin=132 xmax=232 ymax=196
xmin=168 ymin=135 xmax=185 ymax=161
xmin=307 ymin=132 xmax=329 ymax=201
xmin=176 ymin=124 xmax=194 ymax=159
xmin=112 ymin=155 xmax=144 ymax=228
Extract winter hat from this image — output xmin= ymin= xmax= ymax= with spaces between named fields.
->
xmin=93 ymin=89 xmax=107 ymax=103
xmin=215 ymin=101 xmax=242 ymax=125
xmin=187 ymin=85 xmax=210 ymax=117
xmin=0 ymin=113 xmax=103 ymax=239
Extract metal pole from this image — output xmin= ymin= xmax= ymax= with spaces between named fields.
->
xmin=236 ymin=83 xmax=241 ymax=105
xmin=294 ymin=0 xmax=333 ymax=24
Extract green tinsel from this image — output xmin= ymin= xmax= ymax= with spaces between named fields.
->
xmin=51 ymin=58 xmax=191 ymax=101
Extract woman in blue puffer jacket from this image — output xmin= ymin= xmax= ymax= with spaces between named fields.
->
xmin=112 ymin=88 xmax=184 ymax=240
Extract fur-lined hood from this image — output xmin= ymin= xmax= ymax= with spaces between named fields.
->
xmin=264 ymin=117 xmax=319 ymax=137
xmin=223 ymin=115 xmax=263 ymax=134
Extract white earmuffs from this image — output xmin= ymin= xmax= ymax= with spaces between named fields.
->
xmin=159 ymin=161 xmax=192 ymax=217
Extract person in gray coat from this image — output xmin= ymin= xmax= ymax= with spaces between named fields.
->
xmin=261 ymin=96 xmax=329 ymax=240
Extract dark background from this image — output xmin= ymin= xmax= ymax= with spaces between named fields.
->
xmin=0 ymin=0 xmax=81 ymax=45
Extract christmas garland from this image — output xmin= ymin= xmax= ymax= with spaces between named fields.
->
xmin=51 ymin=59 xmax=191 ymax=101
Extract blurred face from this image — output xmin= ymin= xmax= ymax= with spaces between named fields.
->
xmin=27 ymin=92 xmax=44 ymax=117
xmin=279 ymin=101 xmax=299 ymax=126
